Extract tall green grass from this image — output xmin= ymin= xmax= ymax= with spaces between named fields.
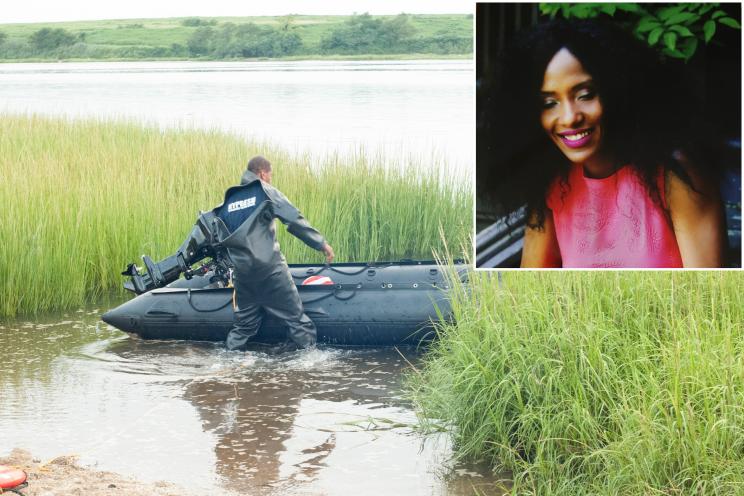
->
xmin=0 ymin=114 xmax=471 ymax=317
xmin=409 ymin=270 xmax=744 ymax=494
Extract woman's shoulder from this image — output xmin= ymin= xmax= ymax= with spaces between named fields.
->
xmin=665 ymin=151 xmax=720 ymax=215
xmin=666 ymin=151 xmax=717 ymax=194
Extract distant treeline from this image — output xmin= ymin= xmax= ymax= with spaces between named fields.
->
xmin=0 ymin=28 xmax=171 ymax=59
xmin=318 ymin=14 xmax=471 ymax=55
xmin=186 ymin=22 xmax=304 ymax=58
xmin=0 ymin=14 xmax=472 ymax=60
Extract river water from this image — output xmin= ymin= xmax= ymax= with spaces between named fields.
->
xmin=0 ymin=59 xmax=493 ymax=494
xmin=0 ymin=305 xmax=502 ymax=495
xmin=0 ymin=59 xmax=473 ymax=171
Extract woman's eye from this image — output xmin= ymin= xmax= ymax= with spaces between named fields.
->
xmin=542 ymin=98 xmax=558 ymax=109
xmin=577 ymin=90 xmax=597 ymax=101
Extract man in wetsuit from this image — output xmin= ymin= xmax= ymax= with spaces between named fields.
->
xmin=213 ymin=156 xmax=334 ymax=352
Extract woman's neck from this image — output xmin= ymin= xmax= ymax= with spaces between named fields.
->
xmin=580 ymin=155 xmax=618 ymax=179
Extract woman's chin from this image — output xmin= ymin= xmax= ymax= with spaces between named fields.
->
xmin=561 ymin=149 xmax=594 ymax=164
xmin=557 ymin=145 xmax=599 ymax=165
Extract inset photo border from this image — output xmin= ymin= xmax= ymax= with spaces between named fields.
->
xmin=475 ymin=3 xmax=741 ymax=269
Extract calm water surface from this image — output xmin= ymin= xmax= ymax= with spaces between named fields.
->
xmin=0 ymin=305 xmax=503 ymax=495
xmin=0 ymin=60 xmax=473 ymax=171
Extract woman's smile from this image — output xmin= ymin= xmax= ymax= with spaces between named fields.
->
xmin=557 ymin=127 xmax=595 ymax=148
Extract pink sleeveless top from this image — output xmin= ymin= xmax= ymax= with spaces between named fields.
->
xmin=546 ymin=165 xmax=682 ymax=268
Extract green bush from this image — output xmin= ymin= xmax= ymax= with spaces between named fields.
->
xmin=181 ymin=17 xmax=217 ymax=27
xmin=186 ymin=22 xmax=303 ymax=58
xmin=187 ymin=26 xmax=214 ymax=56
xmin=30 ymin=27 xmax=76 ymax=52
xmin=318 ymin=13 xmax=471 ymax=55
xmin=0 ymin=40 xmax=33 ymax=59
xmin=320 ymin=13 xmax=417 ymax=54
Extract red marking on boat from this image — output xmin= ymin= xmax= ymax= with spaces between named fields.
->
xmin=302 ymin=275 xmax=334 ymax=285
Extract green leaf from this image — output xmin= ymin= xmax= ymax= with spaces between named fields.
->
xmin=681 ymin=37 xmax=698 ymax=60
xmin=718 ymin=17 xmax=741 ymax=29
xmin=665 ymin=12 xmax=699 ymax=25
xmin=648 ymin=27 xmax=664 ymax=46
xmin=663 ymin=47 xmax=686 ymax=59
xmin=540 ymin=3 xmax=567 ymax=19
xmin=657 ymin=5 xmax=685 ymax=21
xmin=569 ymin=4 xmax=595 ymax=19
xmin=637 ymin=17 xmax=661 ymax=33
xmin=698 ymin=4 xmax=716 ymax=16
xmin=540 ymin=3 xmax=563 ymax=19
xmin=600 ymin=4 xmax=617 ymax=16
xmin=561 ymin=4 xmax=571 ymax=18
xmin=711 ymin=10 xmax=727 ymax=20
xmin=668 ymin=25 xmax=694 ymax=37
xmin=703 ymin=19 xmax=716 ymax=42
xmin=663 ymin=31 xmax=677 ymax=51
xmin=616 ymin=3 xmax=641 ymax=13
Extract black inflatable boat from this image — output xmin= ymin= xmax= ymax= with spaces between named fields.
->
xmin=102 ymin=261 xmax=465 ymax=346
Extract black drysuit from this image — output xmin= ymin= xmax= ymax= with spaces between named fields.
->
xmin=208 ymin=169 xmax=327 ymax=350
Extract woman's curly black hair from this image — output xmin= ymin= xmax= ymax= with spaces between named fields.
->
xmin=477 ymin=18 xmax=714 ymax=228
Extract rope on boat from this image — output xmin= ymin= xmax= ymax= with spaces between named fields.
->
xmin=186 ymin=288 xmax=234 ymax=313
xmin=291 ymin=264 xmax=373 ymax=278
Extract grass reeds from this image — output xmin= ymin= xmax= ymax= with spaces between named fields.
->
xmin=409 ymin=270 xmax=744 ymax=494
xmin=0 ymin=114 xmax=471 ymax=317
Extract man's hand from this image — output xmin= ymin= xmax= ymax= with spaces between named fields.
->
xmin=322 ymin=243 xmax=335 ymax=264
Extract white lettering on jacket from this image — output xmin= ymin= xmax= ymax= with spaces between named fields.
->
xmin=227 ymin=197 xmax=256 ymax=212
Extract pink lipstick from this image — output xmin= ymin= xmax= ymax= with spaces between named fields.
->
xmin=557 ymin=127 xmax=594 ymax=149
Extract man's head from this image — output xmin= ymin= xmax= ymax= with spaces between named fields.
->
xmin=247 ymin=155 xmax=272 ymax=184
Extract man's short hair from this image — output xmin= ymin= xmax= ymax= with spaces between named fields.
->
xmin=247 ymin=156 xmax=271 ymax=174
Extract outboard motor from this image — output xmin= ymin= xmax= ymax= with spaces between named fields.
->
xmin=122 ymin=212 xmax=231 ymax=294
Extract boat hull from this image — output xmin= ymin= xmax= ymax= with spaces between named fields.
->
xmin=102 ymin=261 xmax=462 ymax=345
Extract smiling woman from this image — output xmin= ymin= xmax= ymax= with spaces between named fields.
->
xmin=477 ymin=13 xmax=739 ymax=269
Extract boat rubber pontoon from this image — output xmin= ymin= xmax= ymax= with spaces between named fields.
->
xmin=102 ymin=261 xmax=464 ymax=346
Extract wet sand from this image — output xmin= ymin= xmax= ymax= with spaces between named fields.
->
xmin=0 ymin=449 xmax=207 ymax=496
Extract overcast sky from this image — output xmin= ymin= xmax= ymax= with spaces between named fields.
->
xmin=0 ymin=0 xmax=472 ymax=24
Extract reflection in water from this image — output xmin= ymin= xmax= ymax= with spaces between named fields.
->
xmin=0 ymin=309 xmax=505 ymax=495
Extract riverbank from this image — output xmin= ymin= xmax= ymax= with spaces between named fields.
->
xmin=0 ymin=114 xmax=471 ymax=318
xmin=0 ymin=449 xmax=203 ymax=496
xmin=0 ymin=14 xmax=472 ymax=62
xmin=0 ymin=52 xmax=471 ymax=64
xmin=409 ymin=271 xmax=744 ymax=494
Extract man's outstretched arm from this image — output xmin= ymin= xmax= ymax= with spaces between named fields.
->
xmin=267 ymin=186 xmax=333 ymax=261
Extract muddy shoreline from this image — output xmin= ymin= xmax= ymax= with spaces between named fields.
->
xmin=0 ymin=449 xmax=210 ymax=496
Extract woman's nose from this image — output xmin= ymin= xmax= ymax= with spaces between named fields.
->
xmin=558 ymin=102 xmax=583 ymax=127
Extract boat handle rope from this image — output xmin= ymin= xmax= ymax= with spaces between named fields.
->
xmin=186 ymin=288 xmax=234 ymax=313
xmin=301 ymin=287 xmax=357 ymax=303
xmin=291 ymin=263 xmax=396 ymax=279
xmin=185 ymin=284 xmax=360 ymax=311
xmin=333 ymin=288 xmax=357 ymax=301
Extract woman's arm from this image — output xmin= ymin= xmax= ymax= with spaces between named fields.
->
xmin=521 ymin=209 xmax=562 ymax=268
xmin=666 ymin=159 xmax=725 ymax=268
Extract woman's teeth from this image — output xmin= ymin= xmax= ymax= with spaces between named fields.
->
xmin=563 ymin=130 xmax=591 ymax=141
